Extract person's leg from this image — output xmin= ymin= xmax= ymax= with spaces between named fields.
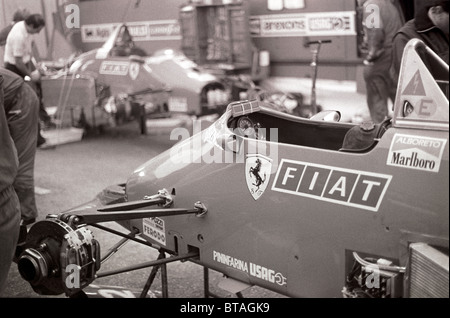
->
xmin=34 ymin=81 xmax=52 ymax=124
xmin=37 ymin=121 xmax=46 ymax=147
xmin=364 ymin=65 xmax=389 ymax=123
xmin=4 ymin=64 xmax=49 ymax=146
xmin=7 ymin=84 xmax=39 ymax=223
xmin=0 ymin=186 xmax=21 ymax=295
xmin=25 ymin=82 xmax=53 ymax=146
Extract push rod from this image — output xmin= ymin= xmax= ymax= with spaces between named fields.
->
xmin=63 ymin=207 xmax=201 ymax=225
xmin=96 ymin=251 xmax=199 ymax=278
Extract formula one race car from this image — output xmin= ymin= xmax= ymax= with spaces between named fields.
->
xmin=40 ymin=24 xmax=231 ymax=134
xmin=16 ymin=39 xmax=448 ymax=298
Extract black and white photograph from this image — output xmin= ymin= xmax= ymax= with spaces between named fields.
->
xmin=0 ymin=0 xmax=448 ymax=306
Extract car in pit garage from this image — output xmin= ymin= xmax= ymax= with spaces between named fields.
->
xmin=40 ymin=24 xmax=231 ymax=133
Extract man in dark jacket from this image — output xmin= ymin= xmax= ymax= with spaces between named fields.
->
xmin=358 ymin=0 xmax=404 ymax=123
xmin=0 ymin=68 xmax=39 ymax=226
xmin=0 ymin=73 xmax=21 ymax=295
xmin=391 ymin=0 xmax=449 ymax=84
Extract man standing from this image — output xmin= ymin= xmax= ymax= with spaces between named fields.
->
xmin=3 ymin=13 xmax=51 ymax=147
xmin=0 ymin=73 xmax=21 ymax=296
xmin=359 ymin=0 xmax=404 ymax=123
xmin=391 ymin=0 xmax=449 ymax=84
xmin=1 ymin=68 xmax=40 ymax=226
xmin=0 ymin=8 xmax=30 ymax=67
xmin=3 ymin=13 xmax=45 ymax=80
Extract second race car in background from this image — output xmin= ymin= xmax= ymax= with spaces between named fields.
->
xmin=40 ymin=24 xmax=232 ymax=133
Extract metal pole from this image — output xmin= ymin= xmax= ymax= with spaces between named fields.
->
xmin=160 ymin=254 xmax=168 ymax=298
xmin=96 ymin=251 xmax=198 ymax=278
xmin=100 ymin=228 xmax=139 ymax=263
xmin=139 ymin=251 xmax=165 ymax=298
xmin=76 ymin=207 xmax=201 ymax=225
xmin=40 ymin=0 xmax=50 ymax=50
xmin=310 ymin=43 xmax=321 ymax=116
xmin=203 ymin=267 xmax=209 ymax=298
xmin=203 ymin=267 xmax=220 ymax=298
xmin=1 ymin=0 xmax=7 ymax=29
xmin=90 ymin=223 xmax=158 ymax=249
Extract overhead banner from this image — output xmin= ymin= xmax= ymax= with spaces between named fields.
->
xmin=81 ymin=11 xmax=356 ymax=43
xmin=81 ymin=20 xmax=181 ymax=43
xmin=249 ymin=11 xmax=356 ymax=37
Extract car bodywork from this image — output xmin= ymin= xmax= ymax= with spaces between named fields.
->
xmin=54 ymin=24 xmax=230 ymax=131
xmin=17 ymin=39 xmax=448 ymax=298
xmin=41 ymin=24 xmax=170 ymax=133
xmin=145 ymin=49 xmax=231 ymax=116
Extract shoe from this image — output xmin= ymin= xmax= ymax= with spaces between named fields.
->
xmin=37 ymin=134 xmax=46 ymax=147
xmin=38 ymin=142 xmax=56 ymax=150
xmin=21 ymin=217 xmax=36 ymax=226
xmin=13 ymin=224 xmax=29 ymax=263
xmin=42 ymin=120 xmax=57 ymax=130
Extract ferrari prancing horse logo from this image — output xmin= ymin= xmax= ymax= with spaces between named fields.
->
xmin=246 ymin=154 xmax=272 ymax=200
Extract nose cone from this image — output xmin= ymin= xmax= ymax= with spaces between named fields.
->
xmin=126 ymin=132 xmax=207 ymax=200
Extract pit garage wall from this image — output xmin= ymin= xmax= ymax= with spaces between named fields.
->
xmin=78 ymin=0 xmax=184 ymax=54
xmin=1 ymin=0 xmax=410 ymax=82
xmin=248 ymin=0 xmax=359 ymax=81
xmin=77 ymin=0 xmax=361 ymax=81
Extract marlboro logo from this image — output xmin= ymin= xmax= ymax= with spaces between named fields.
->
xmin=387 ymin=134 xmax=447 ymax=173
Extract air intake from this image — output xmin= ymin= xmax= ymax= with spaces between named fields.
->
xmin=407 ymin=243 xmax=449 ymax=298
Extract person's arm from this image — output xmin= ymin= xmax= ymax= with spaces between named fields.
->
xmin=364 ymin=27 xmax=386 ymax=62
xmin=0 ymin=75 xmax=20 ymax=193
xmin=14 ymin=56 xmax=40 ymax=81
xmin=390 ymin=33 xmax=409 ymax=84
xmin=8 ymin=33 xmax=39 ymax=80
xmin=0 ymin=25 xmax=13 ymax=46
xmin=361 ymin=2 xmax=386 ymax=63
xmin=14 ymin=56 xmax=31 ymax=77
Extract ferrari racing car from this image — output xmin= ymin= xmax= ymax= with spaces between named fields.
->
xmin=16 ymin=39 xmax=448 ymax=298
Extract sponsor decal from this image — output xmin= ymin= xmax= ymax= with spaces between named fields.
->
xmin=143 ymin=217 xmax=166 ymax=246
xmin=168 ymin=96 xmax=188 ymax=112
xmin=246 ymin=154 xmax=273 ymax=200
xmin=129 ymin=62 xmax=140 ymax=80
xmin=100 ymin=61 xmax=130 ymax=76
xmin=147 ymin=21 xmax=180 ymax=38
xmin=394 ymin=43 xmax=448 ymax=129
xmin=272 ymin=159 xmax=392 ymax=212
xmin=401 ymin=70 xmax=438 ymax=119
xmin=127 ymin=24 xmax=148 ymax=38
xmin=387 ymin=134 xmax=447 ymax=173
xmin=82 ymin=20 xmax=181 ymax=43
xmin=402 ymin=70 xmax=426 ymax=96
xmin=82 ymin=24 xmax=116 ymax=43
xmin=250 ymin=11 xmax=355 ymax=37
xmin=213 ymin=250 xmax=287 ymax=286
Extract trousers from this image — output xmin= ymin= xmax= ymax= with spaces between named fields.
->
xmin=7 ymin=84 xmax=39 ymax=221
xmin=363 ymin=52 xmax=397 ymax=123
xmin=0 ymin=186 xmax=20 ymax=295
